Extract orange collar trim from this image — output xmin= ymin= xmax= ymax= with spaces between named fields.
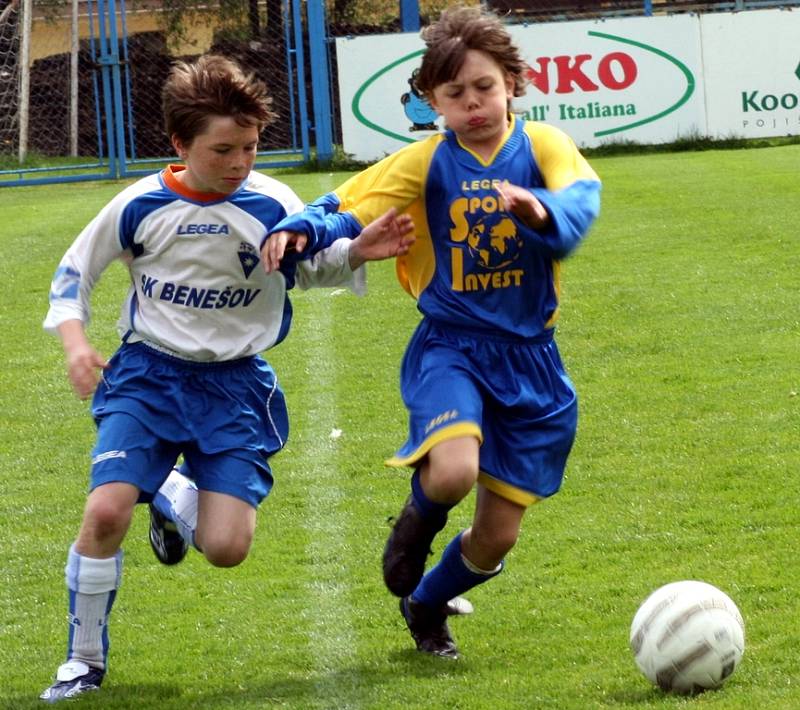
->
xmin=163 ymin=165 xmax=229 ymax=202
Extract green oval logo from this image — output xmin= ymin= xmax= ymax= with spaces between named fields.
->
xmin=351 ymin=32 xmax=696 ymax=142
xmin=588 ymin=31 xmax=695 ymax=137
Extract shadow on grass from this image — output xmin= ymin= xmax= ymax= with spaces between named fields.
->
xmin=1 ymin=682 xmax=182 ymax=710
xmin=2 ymin=655 xmax=469 ymax=710
xmin=603 ymin=687 xmax=667 ymax=705
xmin=198 ymin=652 xmax=472 ymax=706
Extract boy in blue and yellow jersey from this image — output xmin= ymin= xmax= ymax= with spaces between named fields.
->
xmin=264 ymin=6 xmax=601 ymax=659
xmin=39 ymin=55 xmax=414 ymax=702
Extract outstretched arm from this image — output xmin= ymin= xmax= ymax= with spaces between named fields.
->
xmin=347 ymin=208 xmax=415 ymax=269
xmin=261 ymin=207 xmax=415 ymax=274
xmin=261 ymin=231 xmax=309 ymax=274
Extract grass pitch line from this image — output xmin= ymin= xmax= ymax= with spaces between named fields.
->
xmin=295 ymin=292 xmax=358 ymax=681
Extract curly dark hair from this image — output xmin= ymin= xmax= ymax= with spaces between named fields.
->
xmin=162 ymin=54 xmax=278 ymax=145
xmin=415 ymin=6 xmax=528 ymax=99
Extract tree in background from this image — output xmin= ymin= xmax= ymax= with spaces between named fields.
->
xmin=158 ymin=0 xmax=285 ymax=49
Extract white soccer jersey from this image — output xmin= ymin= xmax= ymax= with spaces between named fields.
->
xmin=44 ymin=166 xmax=364 ymax=361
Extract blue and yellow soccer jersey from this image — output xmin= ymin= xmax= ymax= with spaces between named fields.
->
xmin=275 ymin=114 xmax=600 ymax=339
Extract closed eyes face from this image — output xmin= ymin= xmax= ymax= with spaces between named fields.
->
xmin=440 ymin=74 xmax=502 ymax=101
xmin=429 ymin=49 xmax=514 ymax=160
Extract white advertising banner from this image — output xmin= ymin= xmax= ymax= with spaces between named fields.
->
xmin=700 ymin=9 xmax=800 ymax=139
xmin=336 ymin=14 xmax=705 ymax=161
xmin=336 ymin=9 xmax=800 ymax=162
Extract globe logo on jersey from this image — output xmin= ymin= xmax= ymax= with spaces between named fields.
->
xmin=466 ymin=213 xmax=523 ymax=270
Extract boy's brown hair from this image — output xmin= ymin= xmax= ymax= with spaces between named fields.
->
xmin=162 ymin=54 xmax=278 ymax=145
xmin=415 ymin=6 xmax=527 ymax=99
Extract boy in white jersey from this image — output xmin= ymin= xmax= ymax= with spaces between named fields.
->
xmin=40 ymin=54 xmax=414 ymax=702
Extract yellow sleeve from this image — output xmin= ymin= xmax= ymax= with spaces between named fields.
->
xmin=394 ymin=197 xmax=430 ymax=298
xmin=333 ymin=135 xmax=444 ymax=228
xmin=523 ymin=122 xmax=600 ymax=191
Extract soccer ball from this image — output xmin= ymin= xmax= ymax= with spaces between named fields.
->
xmin=629 ymin=580 xmax=745 ymax=694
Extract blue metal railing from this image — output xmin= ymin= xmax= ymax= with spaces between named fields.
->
xmin=3 ymin=0 xmax=797 ymax=187
xmin=2 ymin=0 xmax=310 ymax=187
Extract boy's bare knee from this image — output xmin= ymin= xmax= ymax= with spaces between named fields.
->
xmin=83 ymin=497 xmax=132 ymax=539
xmin=425 ymin=437 xmax=480 ymax=502
xmin=199 ymin=533 xmax=252 ymax=568
xmin=431 ymin=465 xmax=475 ymax=501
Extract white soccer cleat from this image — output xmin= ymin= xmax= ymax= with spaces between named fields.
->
xmin=446 ymin=596 xmax=474 ymax=616
xmin=40 ymin=660 xmax=104 ymax=703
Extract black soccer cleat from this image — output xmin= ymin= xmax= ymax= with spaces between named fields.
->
xmin=148 ymin=503 xmax=188 ymax=565
xmin=40 ymin=660 xmax=105 ymax=703
xmin=400 ymin=596 xmax=459 ymax=659
xmin=383 ymin=496 xmax=446 ymax=597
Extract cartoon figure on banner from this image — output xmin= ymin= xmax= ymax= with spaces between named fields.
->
xmin=401 ymin=68 xmax=438 ymax=132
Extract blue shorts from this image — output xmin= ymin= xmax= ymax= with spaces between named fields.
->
xmin=89 ymin=342 xmax=289 ymax=507
xmin=387 ymin=318 xmax=577 ymax=505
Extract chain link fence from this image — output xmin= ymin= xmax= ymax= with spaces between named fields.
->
xmin=0 ymin=0 xmax=20 ymax=157
xmin=0 ymin=0 xmax=308 ymax=182
xmin=1 ymin=0 xmax=798 ymax=183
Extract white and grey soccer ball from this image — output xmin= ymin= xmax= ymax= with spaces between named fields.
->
xmin=629 ymin=580 xmax=745 ymax=694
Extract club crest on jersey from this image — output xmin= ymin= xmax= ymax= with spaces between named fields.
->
xmin=238 ymin=242 xmax=259 ymax=278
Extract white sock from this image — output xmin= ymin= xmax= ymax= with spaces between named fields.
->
xmin=153 ymin=468 xmax=199 ymax=548
xmin=64 ymin=545 xmax=123 ymax=671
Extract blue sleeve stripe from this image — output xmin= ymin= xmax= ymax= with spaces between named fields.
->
xmin=119 ymin=188 xmax=177 ymax=251
xmin=49 ymin=284 xmax=79 ymax=302
xmin=231 ymin=190 xmax=287 ymax=234
xmin=49 ymin=265 xmax=81 ymax=302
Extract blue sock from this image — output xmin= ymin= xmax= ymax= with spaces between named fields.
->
xmin=410 ymin=469 xmax=451 ymax=526
xmin=412 ymin=531 xmax=503 ymax=608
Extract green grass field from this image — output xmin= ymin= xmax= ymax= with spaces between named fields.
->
xmin=1 ymin=145 xmax=798 ymax=709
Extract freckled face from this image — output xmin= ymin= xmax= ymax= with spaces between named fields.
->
xmin=173 ymin=115 xmax=259 ymax=194
xmin=429 ymin=49 xmax=514 ymax=159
